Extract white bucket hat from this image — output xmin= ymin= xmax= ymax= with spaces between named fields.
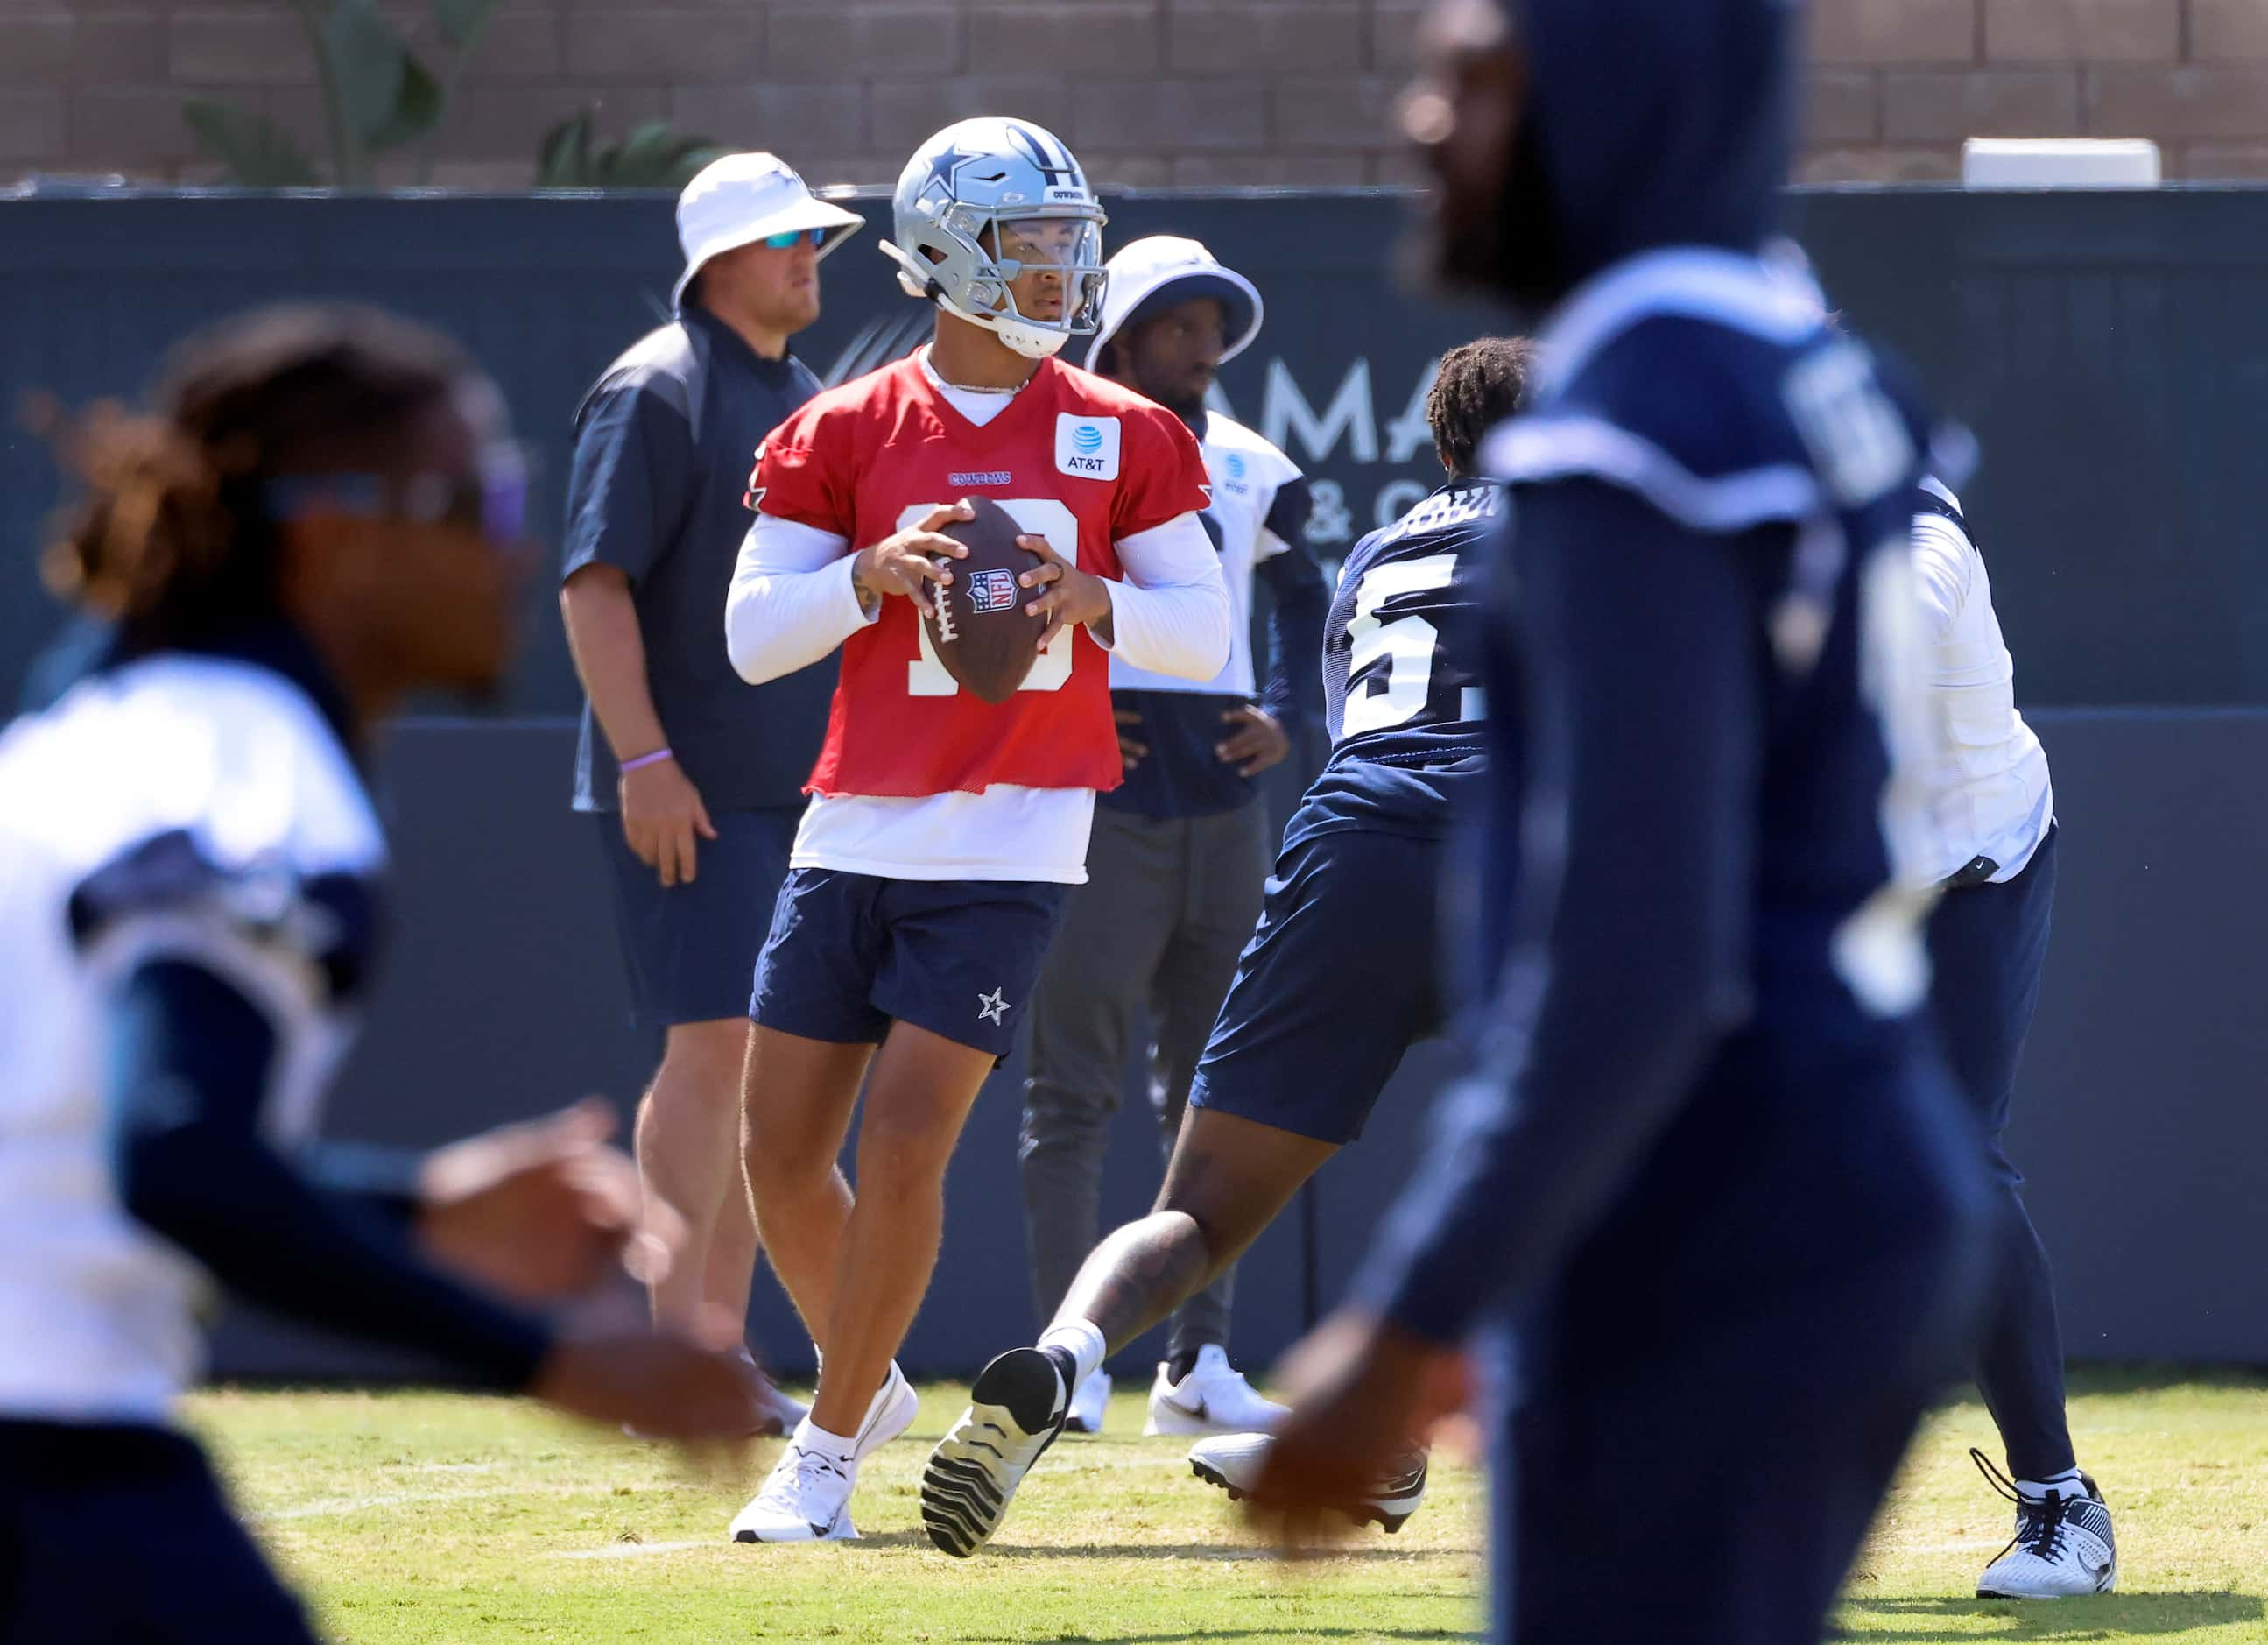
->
xmin=1082 ymin=235 xmax=1263 ymax=371
xmin=673 ymin=152 xmax=866 ymax=312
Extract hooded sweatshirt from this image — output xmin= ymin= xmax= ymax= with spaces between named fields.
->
xmin=1353 ymin=0 xmax=1965 ymax=1345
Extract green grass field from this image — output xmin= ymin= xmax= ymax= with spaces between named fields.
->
xmin=187 ymin=1369 xmax=2268 ymax=1644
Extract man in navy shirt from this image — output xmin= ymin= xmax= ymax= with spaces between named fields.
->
xmin=1238 ymin=4 xmax=1992 ymax=1642
xmin=919 ymin=336 xmax=1526 ymax=1557
xmin=560 ymin=153 xmax=857 ymax=1418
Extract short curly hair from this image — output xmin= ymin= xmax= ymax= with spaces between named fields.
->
xmin=1426 ymin=335 xmax=1534 ymax=477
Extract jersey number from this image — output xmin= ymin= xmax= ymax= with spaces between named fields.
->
xmin=901 ymin=499 xmax=1079 ymax=697
xmin=1340 ymin=554 xmax=1458 ymax=738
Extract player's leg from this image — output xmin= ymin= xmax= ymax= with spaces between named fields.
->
xmin=925 ymin=830 xmax=1433 ymax=1556
xmin=1927 ymin=828 xmax=2109 ymax=1595
xmin=1144 ymin=799 xmax=1278 ymax=1434
xmin=1505 ymin=1036 xmax=1987 ymax=1643
xmin=1019 ymin=805 xmax=1180 ymax=1429
xmin=744 ymin=879 xmax=1067 ymax=1546
xmin=638 ymin=1018 xmax=755 ymax=1324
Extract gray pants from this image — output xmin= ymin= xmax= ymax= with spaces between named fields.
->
xmin=1020 ymin=800 xmax=1273 ymax=1362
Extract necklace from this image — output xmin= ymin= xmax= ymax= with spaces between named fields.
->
xmin=921 ymin=348 xmax=1027 ymax=395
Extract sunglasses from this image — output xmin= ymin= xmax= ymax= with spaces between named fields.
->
xmin=264 ymin=447 xmax=530 ymax=546
xmin=758 ymin=228 xmax=829 ymax=250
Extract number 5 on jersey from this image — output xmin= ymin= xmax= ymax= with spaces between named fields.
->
xmin=1341 ymin=554 xmax=1460 ymax=738
xmin=902 ymin=499 xmax=1079 ymax=697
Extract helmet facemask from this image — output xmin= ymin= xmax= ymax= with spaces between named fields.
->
xmin=885 ymin=204 xmax=1109 ymax=360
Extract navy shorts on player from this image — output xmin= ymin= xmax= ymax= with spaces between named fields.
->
xmin=1189 ymin=827 xmax=1447 ymax=1145
xmin=596 ymin=805 xmax=801 ymax=1028
xmin=750 ymin=869 xmax=1069 ymax=1059
xmin=0 ymin=1422 xmax=320 ymax=1645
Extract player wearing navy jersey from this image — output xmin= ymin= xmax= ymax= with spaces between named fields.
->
xmin=919 ymin=337 xmax=1528 ymax=1558
xmin=0 ymin=308 xmax=761 ymax=1643
xmin=1240 ymin=4 xmax=1991 ymax=1642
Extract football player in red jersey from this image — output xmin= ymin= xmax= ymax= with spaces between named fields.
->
xmin=721 ymin=117 xmax=1231 ymax=1543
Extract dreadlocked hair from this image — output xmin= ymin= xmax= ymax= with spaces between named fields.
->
xmin=1426 ymin=335 xmax=1535 ymax=478
xmin=39 ymin=304 xmax=472 ymax=656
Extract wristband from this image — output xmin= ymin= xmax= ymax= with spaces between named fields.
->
xmin=619 ymin=747 xmax=675 ymax=774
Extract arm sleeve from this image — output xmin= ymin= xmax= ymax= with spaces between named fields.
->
xmin=104 ymin=957 xmax=553 ymax=1390
xmin=1103 ymin=512 xmax=1234 ymax=681
xmin=560 ymin=384 xmax=694 ymax=589
xmin=1909 ymin=514 xmax=1971 ymax=644
xmin=1255 ymin=528 xmax=1328 ymax=731
xmin=1351 ymin=481 xmax=1765 ymax=1344
xmin=725 ymin=512 xmax=871 ymax=685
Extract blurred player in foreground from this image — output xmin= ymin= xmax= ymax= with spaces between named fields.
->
xmin=722 ymin=118 xmax=1229 ymax=1543
xmin=0 ymin=306 xmax=763 ymax=1643
xmin=560 ymin=154 xmax=859 ymax=1435
xmin=1242 ymin=3 xmax=1991 ymax=1641
xmin=1018 ymin=234 xmax=1326 ymax=1438
xmin=1911 ymin=482 xmax=2112 ymax=1597
xmin=921 ymin=335 xmax=1528 ymax=1557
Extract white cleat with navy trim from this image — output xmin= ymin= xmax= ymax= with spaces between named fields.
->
xmin=1187 ymin=1430 xmax=1430 ymax=1534
xmin=1972 ymin=1450 xmax=2117 ymax=1599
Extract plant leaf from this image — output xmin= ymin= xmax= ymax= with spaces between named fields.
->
xmin=322 ymin=0 xmax=410 ymax=148
xmin=363 ymin=49 xmax=442 ymax=152
xmin=432 ymin=0 xmax=504 ymax=51
xmin=535 ymin=110 xmax=595 ymax=188
xmin=182 ymin=98 xmax=325 ymax=187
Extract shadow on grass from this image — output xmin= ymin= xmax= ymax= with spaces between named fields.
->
xmin=958 ymin=1633 xmax=1480 ymax=1643
xmin=1833 ymin=1590 xmax=2263 ymax=1641
xmin=979 ymin=1540 xmax=1469 ymax=1564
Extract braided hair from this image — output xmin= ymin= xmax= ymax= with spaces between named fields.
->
xmin=40 ymin=305 xmax=472 ymax=657
xmin=1425 ymin=335 xmax=1534 ymax=478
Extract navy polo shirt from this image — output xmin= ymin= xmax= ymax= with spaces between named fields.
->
xmin=563 ymin=306 xmax=835 ymax=813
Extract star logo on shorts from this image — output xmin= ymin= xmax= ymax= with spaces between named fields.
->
xmin=977 ymin=987 xmax=1011 ymax=1025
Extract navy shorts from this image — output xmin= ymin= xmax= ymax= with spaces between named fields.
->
xmin=1189 ymin=827 xmax=1447 ymax=1145
xmin=0 ymin=1421 xmax=320 ymax=1644
xmin=596 ymin=806 xmax=802 ymax=1028
xmin=750 ymin=869 xmax=1070 ymax=1059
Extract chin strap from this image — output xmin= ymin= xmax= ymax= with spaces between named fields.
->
xmin=879 ymin=239 xmax=1072 ymax=361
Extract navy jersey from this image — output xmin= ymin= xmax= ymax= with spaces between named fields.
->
xmin=1284 ymin=478 xmax=1497 ymax=851
xmin=1356 ymin=249 xmax=1954 ymax=1344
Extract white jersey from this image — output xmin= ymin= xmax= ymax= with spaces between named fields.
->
xmin=1109 ymin=411 xmax=1303 ymax=699
xmin=0 ymin=655 xmax=384 ymax=1422
xmin=1912 ymin=478 xmax=2054 ymax=885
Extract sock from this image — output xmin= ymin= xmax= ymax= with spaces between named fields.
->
xmin=1039 ymin=1318 xmax=1106 ymax=1387
xmin=792 ymin=1417 xmax=859 ymax=1466
xmin=2016 ymin=1467 xmax=2087 ymax=1500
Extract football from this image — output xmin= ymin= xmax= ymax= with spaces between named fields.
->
xmin=925 ymin=497 xmax=1049 ymax=704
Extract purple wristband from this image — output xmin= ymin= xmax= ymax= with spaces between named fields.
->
xmin=618 ymin=747 xmax=675 ymax=774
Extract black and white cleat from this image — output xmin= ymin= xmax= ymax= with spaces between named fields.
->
xmin=920 ymin=1346 xmax=1073 ymax=1557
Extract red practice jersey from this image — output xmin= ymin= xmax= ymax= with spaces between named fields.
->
xmin=752 ymin=355 xmax=1210 ymax=799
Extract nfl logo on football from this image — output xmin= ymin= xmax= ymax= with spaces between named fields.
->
xmin=966 ymin=568 xmax=1018 ymax=614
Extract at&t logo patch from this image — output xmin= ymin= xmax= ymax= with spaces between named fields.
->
xmin=1054 ymin=414 xmax=1121 ymax=480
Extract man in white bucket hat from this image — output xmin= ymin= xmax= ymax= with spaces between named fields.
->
xmin=560 ymin=154 xmax=861 ymax=1435
xmin=1017 ymin=233 xmax=1327 ymax=1440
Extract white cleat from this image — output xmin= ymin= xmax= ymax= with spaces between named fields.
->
xmin=854 ymin=1360 xmax=921 ymax=1460
xmin=729 ymin=1433 xmax=859 ymax=1543
xmin=1063 ymin=1368 xmax=1113 ymax=1436
xmin=1972 ymin=1450 xmax=2117 ymax=1599
xmin=1144 ymin=1345 xmax=1290 ymax=1437
xmin=921 ymin=1345 xmax=1073 ymax=1557
xmin=1187 ymin=1431 xmax=1430 ymax=1535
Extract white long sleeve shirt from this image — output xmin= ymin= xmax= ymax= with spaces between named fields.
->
xmin=1912 ymin=477 xmax=2054 ymax=885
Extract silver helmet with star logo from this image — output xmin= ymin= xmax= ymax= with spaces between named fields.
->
xmin=883 ymin=117 xmax=1109 ymax=360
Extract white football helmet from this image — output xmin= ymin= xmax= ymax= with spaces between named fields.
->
xmin=884 ymin=118 xmax=1109 ymax=360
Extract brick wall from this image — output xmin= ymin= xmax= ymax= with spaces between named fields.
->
xmin=4 ymin=0 xmax=2264 ymax=189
